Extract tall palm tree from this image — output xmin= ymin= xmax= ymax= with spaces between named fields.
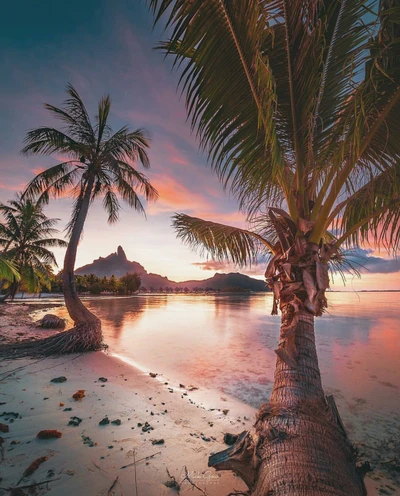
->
xmin=0 ymin=195 xmax=66 ymax=302
xmin=150 ymin=1 xmax=400 ymax=494
xmin=21 ymin=84 xmax=158 ymax=353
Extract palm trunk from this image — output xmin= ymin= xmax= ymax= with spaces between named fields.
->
xmin=62 ymin=176 xmax=97 ymax=325
xmin=60 ymin=175 xmax=102 ymax=349
xmin=209 ymin=308 xmax=367 ymax=495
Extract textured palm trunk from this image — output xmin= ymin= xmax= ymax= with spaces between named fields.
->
xmin=209 ymin=307 xmax=367 ymax=495
xmin=61 ymin=175 xmax=102 ymax=349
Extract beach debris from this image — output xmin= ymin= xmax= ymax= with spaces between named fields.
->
xmin=120 ymin=451 xmax=162 ymax=469
xmin=224 ymin=433 xmax=238 ymax=445
xmin=222 ymin=409 xmax=229 ymax=415
xmin=50 ymin=376 xmax=67 ymax=383
xmin=43 ymin=397 xmax=49 ymax=400
xmin=0 ymin=423 xmax=10 ymax=433
xmin=99 ymin=416 xmax=110 ymax=426
xmin=6 ymin=479 xmax=61 ymax=495
xmin=68 ymin=416 xmax=82 ymax=427
xmin=0 ymin=436 xmax=5 ymax=462
xmin=81 ymin=434 xmax=96 ymax=447
xmin=107 ymin=476 xmax=119 ymax=496
xmin=37 ymin=430 xmax=62 ymax=439
xmin=0 ymin=411 xmax=20 ymax=420
xmin=149 ymin=372 xmax=158 ymax=378
xmin=181 ymin=466 xmax=209 ymax=496
xmin=187 ymin=385 xmax=198 ymax=391
xmin=151 ymin=438 xmax=165 ymax=445
xmin=98 ymin=377 xmax=108 ymax=382
xmin=59 ymin=402 xmax=65 ymax=407
xmin=142 ymin=421 xmax=154 ymax=432
xmin=111 ymin=419 xmax=121 ymax=426
xmin=38 ymin=314 xmax=66 ymax=329
xmin=20 ymin=456 xmax=49 ymax=481
xmin=201 ymin=433 xmax=211 ymax=442
xmin=179 ymin=383 xmax=185 ymax=388
xmin=63 ymin=407 xmax=72 ymax=411
xmin=72 ymin=390 xmax=85 ymax=401
xmin=164 ymin=468 xmax=181 ymax=491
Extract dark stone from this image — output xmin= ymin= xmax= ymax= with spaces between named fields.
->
xmin=51 ymin=376 xmax=67 ymax=383
xmin=223 ymin=433 xmax=238 ymax=445
xmin=68 ymin=416 xmax=82 ymax=427
xmin=152 ymin=439 xmax=165 ymax=445
xmin=99 ymin=416 xmax=110 ymax=426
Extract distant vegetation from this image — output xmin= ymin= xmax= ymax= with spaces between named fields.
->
xmin=0 ymin=195 xmax=66 ymax=302
xmin=49 ymin=272 xmax=141 ymax=295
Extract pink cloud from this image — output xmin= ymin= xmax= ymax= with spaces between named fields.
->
xmin=192 ymin=260 xmax=229 ymax=271
xmin=148 ymin=173 xmax=209 ymax=214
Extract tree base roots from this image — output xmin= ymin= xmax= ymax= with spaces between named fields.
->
xmin=0 ymin=323 xmax=105 ymax=358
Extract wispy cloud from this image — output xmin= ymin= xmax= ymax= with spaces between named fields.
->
xmin=346 ymin=248 xmax=400 ymax=274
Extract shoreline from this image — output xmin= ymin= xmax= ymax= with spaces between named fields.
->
xmin=0 ymin=303 xmax=395 ymax=495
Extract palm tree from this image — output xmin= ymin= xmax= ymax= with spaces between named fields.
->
xmin=150 ymin=1 xmax=400 ymax=494
xmin=0 ymin=195 xmax=66 ymax=302
xmin=20 ymin=84 xmax=158 ymax=353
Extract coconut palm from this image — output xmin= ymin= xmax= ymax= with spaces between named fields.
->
xmin=151 ymin=0 xmax=400 ymax=494
xmin=0 ymin=195 xmax=66 ymax=302
xmin=17 ymin=84 xmax=158 ymax=353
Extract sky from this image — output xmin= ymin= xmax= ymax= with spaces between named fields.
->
xmin=0 ymin=0 xmax=399 ymax=290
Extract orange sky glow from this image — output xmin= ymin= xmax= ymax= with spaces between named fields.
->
xmin=0 ymin=2 xmax=399 ymax=291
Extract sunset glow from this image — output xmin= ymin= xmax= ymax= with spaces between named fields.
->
xmin=1 ymin=1 xmax=399 ymax=289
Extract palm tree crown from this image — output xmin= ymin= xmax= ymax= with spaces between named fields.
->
xmin=22 ymin=83 xmax=158 ymax=228
xmin=150 ymin=0 xmax=400 ymax=295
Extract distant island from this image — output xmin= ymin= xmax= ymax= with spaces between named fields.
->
xmin=75 ymin=246 xmax=269 ymax=292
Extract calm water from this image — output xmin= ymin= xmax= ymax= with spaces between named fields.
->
xmin=53 ymin=292 xmax=400 ymax=446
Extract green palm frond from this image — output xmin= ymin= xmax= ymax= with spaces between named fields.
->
xmin=151 ymin=0 xmax=289 ymax=215
xmin=153 ymin=0 xmax=400 ymax=263
xmin=0 ymin=256 xmax=20 ymax=282
xmin=172 ymin=213 xmax=275 ymax=266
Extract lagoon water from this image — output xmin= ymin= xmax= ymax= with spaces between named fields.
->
xmin=54 ymin=291 xmax=400 ymax=453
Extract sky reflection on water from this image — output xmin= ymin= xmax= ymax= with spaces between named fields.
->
xmin=54 ymin=292 xmax=400 ymax=444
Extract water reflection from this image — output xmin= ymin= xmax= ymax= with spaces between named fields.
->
xmin=52 ymin=292 xmax=400 ymax=443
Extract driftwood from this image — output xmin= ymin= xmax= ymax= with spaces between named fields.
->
xmin=209 ymin=431 xmax=256 ymax=490
xmin=37 ymin=314 xmax=67 ymax=329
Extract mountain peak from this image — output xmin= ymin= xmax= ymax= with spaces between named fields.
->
xmin=117 ymin=246 xmax=127 ymax=261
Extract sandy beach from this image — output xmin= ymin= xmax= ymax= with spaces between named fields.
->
xmin=0 ymin=303 xmax=396 ymax=496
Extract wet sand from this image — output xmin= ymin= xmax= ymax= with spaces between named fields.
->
xmin=0 ymin=303 xmax=397 ymax=495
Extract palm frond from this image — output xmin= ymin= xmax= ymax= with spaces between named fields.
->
xmin=0 ymin=256 xmax=20 ymax=282
xmin=21 ymin=128 xmax=84 ymax=156
xmin=151 ymin=0 xmax=289 ymax=215
xmin=102 ymin=189 xmax=120 ymax=224
xmin=23 ymin=162 xmax=81 ymax=201
xmin=172 ymin=213 xmax=275 ymax=266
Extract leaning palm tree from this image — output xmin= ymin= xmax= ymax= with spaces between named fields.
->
xmin=18 ymin=84 xmax=158 ymax=354
xmin=151 ymin=1 xmax=399 ymax=494
xmin=0 ymin=195 xmax=66 ymax=302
